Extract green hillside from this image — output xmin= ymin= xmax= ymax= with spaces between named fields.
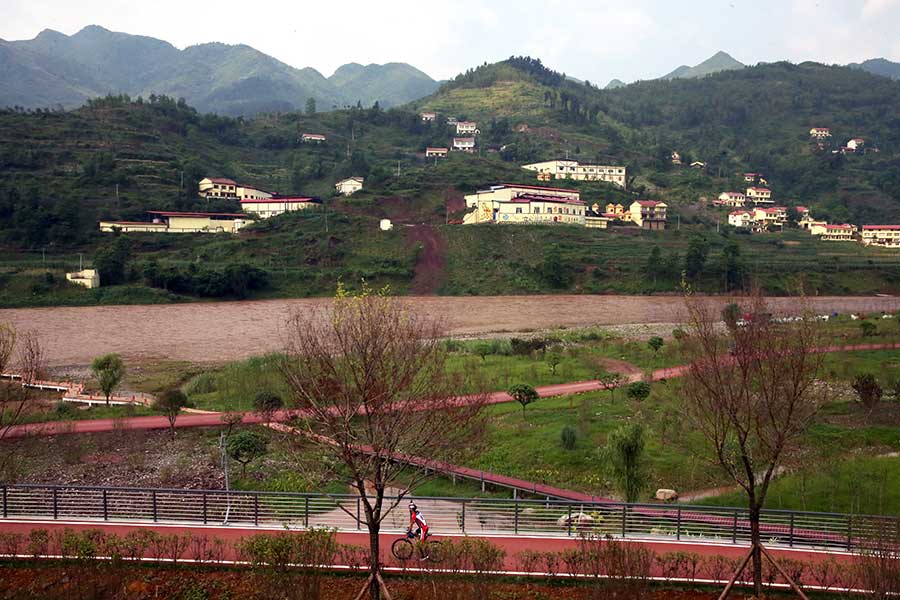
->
xmin=2 ymin=56 xmax=900 ymax=306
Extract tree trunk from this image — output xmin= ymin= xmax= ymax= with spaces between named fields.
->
xmin=368 ymin=520 xmax=381 ymax=600
xmin=750 ymin=503 xmax=763 ymax=597
xmin=105 ymin=393 xmax=110 ymax=407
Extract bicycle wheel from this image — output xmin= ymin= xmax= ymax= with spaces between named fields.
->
xmin=391 ymin=538 xmax=414 ymax=561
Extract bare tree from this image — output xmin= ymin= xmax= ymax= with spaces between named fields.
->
xmin=682 ymin=294 xmax=824 ymax=599
xmin=280 ymin=287 xmax=487 ymax=600
xmin=0 ymin=325 xmax=44 ymax=475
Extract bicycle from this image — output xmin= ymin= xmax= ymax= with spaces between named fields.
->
xmin=390 ymin=530 xmax=444 ymax=562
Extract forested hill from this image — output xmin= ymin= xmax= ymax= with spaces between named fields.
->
xmin=419 ymin=57 xmax=900 ymax=223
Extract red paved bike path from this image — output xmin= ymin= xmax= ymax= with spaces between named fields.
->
xmin=6 ymin=341 xmax=897 ymax=440
xmin=0 ymin=519 xmax=860 ymax=584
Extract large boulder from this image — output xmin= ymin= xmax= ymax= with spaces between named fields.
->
xmin=655 ymin=488 xmax=678 ymax=501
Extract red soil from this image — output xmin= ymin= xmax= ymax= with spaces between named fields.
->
xmin=408 ymin=224 xmax=446 ymax=295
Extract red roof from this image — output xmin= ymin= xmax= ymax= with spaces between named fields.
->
xmin=827 ymin=224 xmax=854 ymax=230
xmin=147 ymin=210 xmax=248 ymax=218
xmin=636 ymin=200 xmax=664 ymax=207
xmin=101 ymin=221 xmax=167 ymax=226
xmin=302 ymin=133 xmax=326 ymax=139
xmin=508 ymin=193 xmax=585 ymax=205
xmin=498 ymin=183 xmax=580 ymax=194
xmin=722 ymin=192 xmax=744 ymax=197
xmin=207 ymin=178 xmax=237 ymax=185
xmin=811 ymin=127 xmax=830 ymax=131
xmin=426 ymin=147 xmax=448 ymax=152
xmin=748 ymin=187 xmax=771 ymax=193
xmin=729 ymin=211 xmax=750 ymax=216
xmin=862 ymin=225 xmax=900 ymax=230
xmin=240 ymin=196 xmax=317 ymax=205
xmin=453 ymin=137 xmax=475 ymax=143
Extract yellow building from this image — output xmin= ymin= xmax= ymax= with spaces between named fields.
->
xmin=66 ymin=269 xmax=100 ymax=289
xmin=241 ymin=196 xmax=320 ymax=219
xmin=629 ymin=201 xmax=667 ymax=230
xmin=335 ymin=177 xmax=364 ymax=196
xmin=100 ymin=211 xmax=253 ymax=234
xmin=522 ymin=159 xmax=627 ymax=188
xmin=463 ymin=184 xmax=585 ymax=225
xmin=861 ymin=225 xmax=900 ymax=247
xmin=810 ymin=223 xmax=856 ymax=241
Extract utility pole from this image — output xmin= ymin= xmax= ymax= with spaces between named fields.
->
xmin=677 ymin=214 xmax=681 ymax=231
xmin=115 ymin=184 xmax=119 ymax=209
xmin=397 ymin=160 xmax=401 ymax=177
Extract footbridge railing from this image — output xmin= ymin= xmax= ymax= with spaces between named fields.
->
xmin=1 ymin=484 xmax=895 ymax=554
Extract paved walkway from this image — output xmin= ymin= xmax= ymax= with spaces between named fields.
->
xmin=0 ymin=373 xmax=152 ymax=406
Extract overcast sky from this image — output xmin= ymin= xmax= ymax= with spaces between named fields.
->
xmin=3 ymin=0 xmax=900 ymax=84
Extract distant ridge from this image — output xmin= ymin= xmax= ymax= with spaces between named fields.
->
xmin=660 ymin=51 xmax=745 ymax=80
xmin=0 ymin=25 xmax=439 ymax=115
xmin=847 ymin=58 xmax=900 ymax=80
xmin=605 ymin=78 xmax=626 ymax=89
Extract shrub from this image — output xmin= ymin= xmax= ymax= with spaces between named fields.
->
xmin=561 ymin=425 xmax=577 ymax=450
xmin=852 ymin=373 xmax=883 ymax=415
xmin=510 ymin=337 xmax=547 ymax=355
xmin=626 ymin=381 xmax=651 ymax=401
xmin=54 ymin=401 xmax=78 ymax=419
xmin=647 ymin=336 xmax=664 ymax=353
xmin=860 ymin=320 xmax=877 ymax=337
xmin=508 ymin=383 xmax=539 ymax=418
xmin=253 ymin=390 xmax=284 ymax=422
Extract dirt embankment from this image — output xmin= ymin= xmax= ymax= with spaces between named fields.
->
xmin=1 ymin=295 xmax=897 ymax=368
xmin=408 ymin=224 xmax=446 ymax=295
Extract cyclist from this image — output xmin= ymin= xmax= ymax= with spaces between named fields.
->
xmin=407 ymin=502 xmax=429 ymax=540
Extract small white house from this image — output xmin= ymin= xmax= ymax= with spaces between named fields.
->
xmin=420 ymin=112 xmax=436 ymax=122
xmin=846 ymin=138 xmax=865 ymax=151
xmin=379 ymin=219 xmax=393 ymax=231
xmin=335 ymin=177 xmax=364 ymax=195
xmin=425 ymin=147 xmax=449 ymax=158
xmin=301 ymin=133 xmax=326 ymax=143
xmin=452 ymin=137 xmax=476 ymax=153
xmin=66 ymin=269 xmax=100 ymax=289
xmin=456 ymin=121 xmax=479 ymax=135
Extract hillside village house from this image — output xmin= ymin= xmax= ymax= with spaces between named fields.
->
xmin=746 ymin=187 xmax=773 ymax=204
xmin=66 ymin=269 xmax=100 ymax=289
xmin=99 ymin=211 xmax=254 ymax=234
xmin=420 ymin=112 xmax=436 ymax=122
xmin=752 ymin=206 xmax=787 ymax=231
xmin=671 ymin=151 xmax=682 ymax=165
xmin=629 ymin=200 xmax=667 ymax=230
xmin=690 ymin=161 xmax=706 ymax=169
xmin=425 ymin=147 xmax=449 ymax=158
xmin=301 ymin=133 xmax=326 ymax=143
xmin=585 ymin=205 xmax=610 ymax=229
xmin=335 ymin=177 xmax=364 ymax=195
xmin=452 ymin=137 xmax=476 ymax=152
xmin=455 ymin=121 xmax=479 ymax=135
xmin=847 ymin=138 xmax=865 ymax=151
xmin=240 ymin=196 xmax=320 ymax=219
xmin=521 ymin=160 xmax=627 ymax=188
xmin=744 ymin=172 xmax=760 ymax=183
xmin=604 ymin=203 xmax=630 ymax=221
xmin=463 ymin=184 xmax=585 ymax=225
xmin=715 ymin=191 xmax=746 ymax=207
xmin=809 ymin=127 xmax=832 ymax=139
xmin=198 ymin=178 xmax=273 ymax=201
xmin=728 ymin=210 xmax=753 ymax=228
xmin=861 ymin=225 xmax=900 ymax=247
xmin=810 ymin=223 xmax=857 ymax=241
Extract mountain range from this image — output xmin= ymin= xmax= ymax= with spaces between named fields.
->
xmin=0 ymin=25 xmax=439 ymax=115
xmin=659 ymin=50 xmax=746 ymax=80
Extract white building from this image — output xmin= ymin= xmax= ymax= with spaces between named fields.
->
xmin=198 ymin=178 xmax=273 ymax=201
xmin=425 ymin=147 xmax=449 ymax=158
xmin=66 ymin=269 xmax=100 ymax=289
xmin=715 ymin=192 xmax=746 ymax=207
xmin=335 ymin=177 xmax=364 ymax=196
xmin=746 ymin=187 xmax=773 ymax=204
xmin=452 ymin=137 xmax=476 ymax=153
xmin=456 ymin=121 xmax=479 ymax=135
xmin=861 ymin=225 xmax=900 ymax=247
xmin=809 ymin=127 xmax=832 ymax=140
xmin=846 ymin=138 xmax=865 ymax=151
xmin=463 ymin=184 xmax=585 ymax=225
xmin=728 ymin=210 xmax=753 ymax=228
xmin=521 ymin=159 xmax=627 ymax=188
xmin=420 ymin=112 xmax=436 ymax=122
xmin=241 ymin=196 xmax=320 ymax=219
xmin=301 ymin=133 xmax=326 ymax=143
xmin=810 ymin=223 xmax=856 ymax=241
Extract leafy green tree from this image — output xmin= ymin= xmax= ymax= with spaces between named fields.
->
xmin=860 ymin=321 xmax=877 ymax=337
xmin=540 ymin=244 xmax=570 ymax=288
xmin=473 ymin=342 xmax=492 ymax=362
xmin=227 ymin=430 xmax=269 ymax=478
xmin=305 ymin=97 xmax=316 ymax=115
xmin=722 ymin=241 xmax=745 ymax=291
xmin=647 ymin=337 xmax=664 ymax=354
xmin=153 ymin=389 xmax=187 ymax=440
xmin=684 ymin=235 xmax=709 ymax=280
xmin=626 ymin=381 xmax=651 ymax=402
xmin=561 ymin=425 xmax=576 ymax=450
xmin=508 ymin=383 xmax=539 ymax=418
xmin=90 ymin=353 xmax=125 ymax=406
xmin=645 ymin=246 xmax=665 ymax=284
xmin=253 ymin=391 xmax=284 ymax=423
xmin=596 ymin=371 xmax=625 ymax=401
xmin=722 ymin=303 xmax=742 ymax=331
xmin=604 ymin=423 xmax=646 ymax=502
xmin=93 ymin=236 xmax=132 ymax=285
xmin=851 ymin=373 xmax=882 ymax=415
xmin=546 ymin=351 xmax=562 ymax=375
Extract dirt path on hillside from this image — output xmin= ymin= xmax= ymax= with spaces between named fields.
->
xmin=1 ymin=295 xmax=897 ymax=368
xmin=408 ymin=224 xmax=446 ymax=295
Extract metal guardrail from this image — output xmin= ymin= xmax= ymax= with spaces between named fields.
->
xmin=1 ymin=484 xmax=896 ymax=553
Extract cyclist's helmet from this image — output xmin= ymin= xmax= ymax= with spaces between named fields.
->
xmin=409 ymin=502 xmax=417 ymax=511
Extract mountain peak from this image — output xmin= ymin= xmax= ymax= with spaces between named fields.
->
xmin=660 ymin=51 xmax=744 ymax=80
xmin=605 ymin=78 xmax=626 ymax=89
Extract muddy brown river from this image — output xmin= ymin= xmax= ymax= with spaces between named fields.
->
xmin=1 ymin=295 xmax=897 ymax=367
